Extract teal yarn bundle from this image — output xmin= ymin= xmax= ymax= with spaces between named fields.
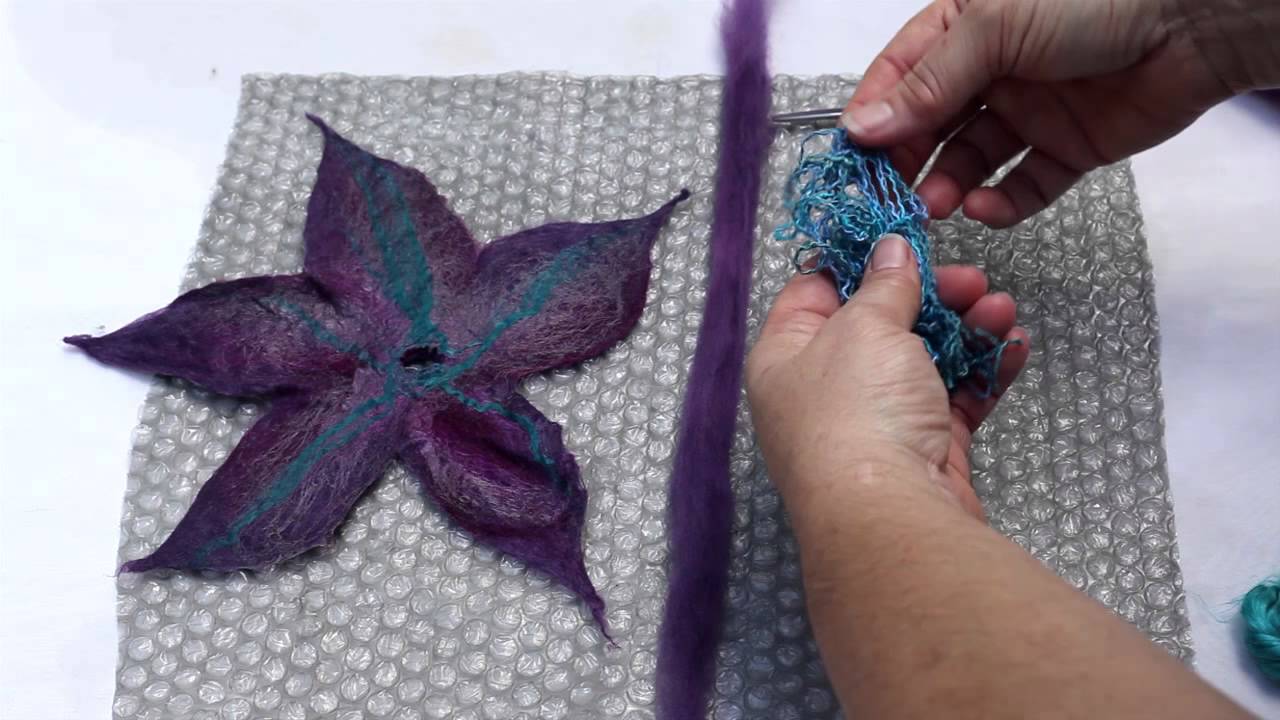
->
xmin=776 ymin=128 xmax=1006 ymax=392
xmin=1243 ymin=579 xmax=1280 ymax=683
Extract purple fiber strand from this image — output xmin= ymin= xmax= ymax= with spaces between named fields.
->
xmin=656 ymin=1 xmax=772 ymax=718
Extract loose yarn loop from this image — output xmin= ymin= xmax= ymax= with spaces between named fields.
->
xmin=1242 ymin=579 xmax=1280 ymax=683
xmin=776 ymin=128 xmax=1007 ymax=392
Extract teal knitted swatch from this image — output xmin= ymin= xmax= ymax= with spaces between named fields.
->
xmin=775 ymin=129 xmax=1006 ymax=393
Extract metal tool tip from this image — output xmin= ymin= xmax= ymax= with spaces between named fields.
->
xmin=769 ymin=107 xmax=844 ymax=127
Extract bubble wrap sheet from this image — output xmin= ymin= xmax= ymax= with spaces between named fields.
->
xmin=110 ymin=74 xmax=1189 ymax=720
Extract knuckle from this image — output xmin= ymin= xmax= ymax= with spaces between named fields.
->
xmin=846 ymin=310 xmax=892 ymax=340
xmin=966 ymin=0 xmax=1005 ymax=25
xmin=958 ymin=0 xmax=1010 ymax=69
xmin=900 ymin=63 xmax=947 ymax=113
xmin=940 ymin=0 xmax=971 ymax=26
xmin=877 ymin=269 xmax=923 ymax=295
xmin=779 ymin=312 xmax=827 ymax=341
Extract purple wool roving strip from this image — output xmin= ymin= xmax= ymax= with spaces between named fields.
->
xmin=67 ymin=116 xmax=689 ymax=633
xmin=656 ymin=0 xmax=773 ymax=717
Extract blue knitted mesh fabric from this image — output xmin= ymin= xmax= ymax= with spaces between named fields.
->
xmin=775 ymin=129 xmax=1006 ymax=392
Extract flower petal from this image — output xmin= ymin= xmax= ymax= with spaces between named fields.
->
xmin=453 ymin=191 xmax=688 ymax=385
xmin=399 ymin=386 xmax=605 ymax=630
xmin=65 ymin=275 xmax=362 ymax=396
xmin=121 ymin=369 xmax=405 ymax=572
xmin=304 ymin=116 xmax=479 ymax=351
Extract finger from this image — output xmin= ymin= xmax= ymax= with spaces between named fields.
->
xmin=963 ymin=150 xmax=1081 ymax=228
xmin=752 ymin=270 xmax=842 ymax=373
xmin=934 ymin=265 xmax=988 ymax=313
xmin=888 ymin=137 xmax=938 ymax=187
xmin=759 ymin=270 xmax=842 ymax=339
xmin=951 ymin=326 xmax=1031 ymax=432
xmin=847 ymin=2 xmax=953 ymax=107
xmin=842 ymin=9 xmax=997 ymax=146
xmin=982 ymin=78 xmax=1110 ymax=172
xmin=849 ymin=4 xmax=955 ymax=181
xmin=960 ymin=292 xmax=1016 ymax=338
xmin=881 ymin=96 xmax=984 ymax=185
xmin=916 ymin=110 xmax=1026 ymax=218
xmin=993 ymin=327 xmax=1031 ymax=394
xmin=849 ymin=3 xmax=982 ymax=182
xmin=840 ymin=234 xmax=921 ymax=331
xmin=950 ymin=292 xmax=1018 ymax=431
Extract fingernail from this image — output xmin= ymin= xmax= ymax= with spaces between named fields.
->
xmin=840 ymin=101 xmax=893 ymax=137
xmin=870 ymin=234 xmax=912 ymax=270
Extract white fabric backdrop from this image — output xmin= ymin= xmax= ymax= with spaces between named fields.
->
xmin=1 ymin=1 xmax=1277 ymax=717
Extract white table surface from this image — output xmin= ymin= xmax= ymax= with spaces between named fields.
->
xmin=1 ymin=1 xmax=1277 ymax=717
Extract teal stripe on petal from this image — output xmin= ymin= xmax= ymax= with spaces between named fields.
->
xmin=439 ymin=382 xmax=561 ymax=491
xmin=193 ymin=387 xmax=397 ymax=563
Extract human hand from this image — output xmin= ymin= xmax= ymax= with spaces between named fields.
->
xmin=744 ymin=242 xmax=1251 ymax=720
xmin=745 ymin=235 xmax=1029 ymax=520
xmin=841 ymin=0 xmax=1276 ymax=228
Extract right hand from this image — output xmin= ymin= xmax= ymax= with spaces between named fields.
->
xmin=842 ymin=0 xmax=1269 ymax=228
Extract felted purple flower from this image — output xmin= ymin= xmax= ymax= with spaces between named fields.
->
xmin=67 ymin=116 xmax=687 ymax=629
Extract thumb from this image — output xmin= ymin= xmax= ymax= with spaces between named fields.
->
xmin=844 ymin=234 xmax=922 ymax=330
xmin=842 ymin=13 xmax=993 ymax=146
xmin=748 ymin=270 xmax=841 ymax=379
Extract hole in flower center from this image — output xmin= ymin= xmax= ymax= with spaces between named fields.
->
xmin=400 ymin=346 xmax=444 ymax=368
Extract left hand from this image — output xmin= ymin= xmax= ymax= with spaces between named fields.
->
xmin=746 ymin=234 xmax=1030 ymax=521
